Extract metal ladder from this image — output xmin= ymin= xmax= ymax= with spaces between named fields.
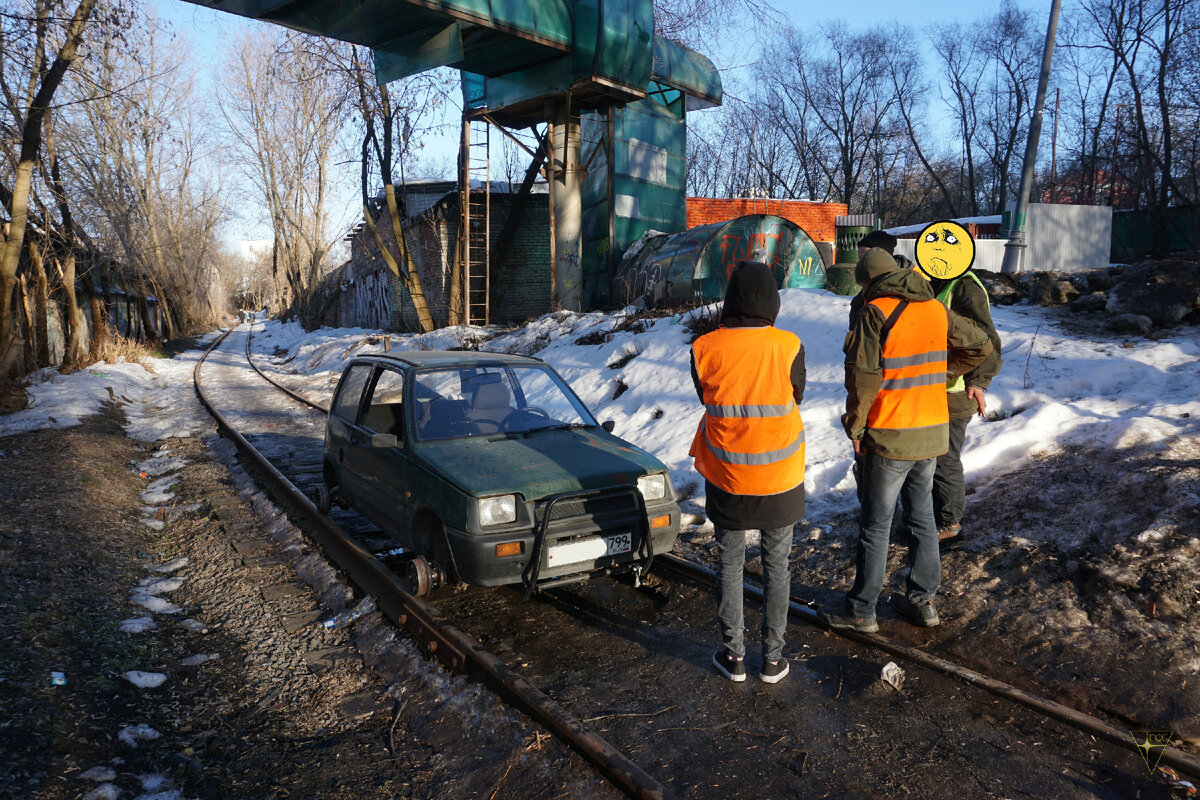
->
xmin=462 ymin=117 xmax=491 ymax=326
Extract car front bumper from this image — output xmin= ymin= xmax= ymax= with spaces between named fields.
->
xmin=445 ymin=502 xmax=680 ymax=588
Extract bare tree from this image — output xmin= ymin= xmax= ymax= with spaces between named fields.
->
xmin=0 ymin=0 xmax=98 ymax=376
xmin=1072 ymin=0 xmax=1199 ymax=253
xmin=222 ymin=29 xmax=349 ymax=327
xmin=755 ymin=23 xmax=900 ymax=210
xmin=65 ymin=14 xmax=226 ymax=340
xmin=977 ymin=1 xmax=1040 ymax=214
xmin=331 ymin=43 xmax=448 ymax=331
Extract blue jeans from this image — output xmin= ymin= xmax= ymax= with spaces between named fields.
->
xmin=846 ymin=454 xmax=940 ymax=619
xmin=715 ymin=524 xmax=793 ymax=662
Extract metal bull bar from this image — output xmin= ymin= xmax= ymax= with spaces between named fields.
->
xmin=521 ymin=485 xmax=653 ymax=598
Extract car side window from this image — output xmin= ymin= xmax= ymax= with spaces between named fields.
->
xmin=331 ymin=364 xmax=373 ymax=423
xmin=363 ymin=368 xmax=406 ymax=438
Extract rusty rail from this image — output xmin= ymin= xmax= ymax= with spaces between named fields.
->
xmin=195 ymin=325 xmax=673 ymax=800
xmin=653 ymin=553 xmax=1200 ymax=780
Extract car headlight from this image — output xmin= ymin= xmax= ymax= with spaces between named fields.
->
xmin=477 ymin=495 xmax=517 ymax=526
xmin=637 ymin=474 xmax=667 ymax=501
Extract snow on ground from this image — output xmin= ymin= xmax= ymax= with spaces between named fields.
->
xmin=0 ymin=331 xmax=220 ymax=442
xmin=5 ymin=292 xmax=1200 ymax=538
xmin=241 ymin=289 xmax=1200 ymax=534
xmin=3 ymin=290 xmax=1198 ymax=742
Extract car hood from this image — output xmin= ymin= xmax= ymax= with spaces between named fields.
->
xmin=414 ymin=427 xmax=667 ymax=499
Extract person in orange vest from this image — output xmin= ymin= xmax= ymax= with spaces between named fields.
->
xmin=820 ymin=248 xmax=992 ymax=632
xmin=690 ymin=261 xmax=806 ymax=683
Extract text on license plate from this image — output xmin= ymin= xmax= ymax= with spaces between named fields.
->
xmin=546 ymin=532 xmax=632 ymax=566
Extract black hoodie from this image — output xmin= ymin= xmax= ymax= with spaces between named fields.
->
xmin=690 ymin=261 xmax=807 ymax=529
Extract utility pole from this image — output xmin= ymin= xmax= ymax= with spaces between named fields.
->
xmin=1050 ymin=87 xmax=1060 ymax=203
xmin=1001 ymin=0 xmax=1063 ymax=274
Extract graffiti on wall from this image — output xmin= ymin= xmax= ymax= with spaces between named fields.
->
xmin=355 ymin=267 xmax=394 ymax=330
xmin=612 ymin=214 xmax=828 ymax=305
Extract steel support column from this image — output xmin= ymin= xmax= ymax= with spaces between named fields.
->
xmin=548 ymin=97 xmax=583 ymax=311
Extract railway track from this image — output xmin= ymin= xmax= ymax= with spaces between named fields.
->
xmin=194 ymin=321 xmax=1200 ymax=798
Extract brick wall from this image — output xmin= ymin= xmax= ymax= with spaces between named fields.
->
xmin=686 ymin=197 xmax=846 ymax=243
xmin=489 ymin=194 xmax=551 ymax=324
xmin=331 ymin=191 xmax=551 ymax=331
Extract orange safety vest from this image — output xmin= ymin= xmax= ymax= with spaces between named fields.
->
xmin=689 ymin=326 xmax=805 ymax=495
xmin=865 ymin=297 xmax=950 ymax=432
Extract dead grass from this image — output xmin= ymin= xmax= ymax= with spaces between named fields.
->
xmin=86 ymin=325 xmax=161 ymax=373
xmin=682 ymin=303 xmax=722 ymax=343
xmin=0 ymin=378 xmax=28 ymax=414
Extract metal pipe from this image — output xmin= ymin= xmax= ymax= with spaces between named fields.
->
xmin=1001 ymin=0 xmax=1063 ymax=274
xmin=654 ymin=553 xmax=1200 ymax=780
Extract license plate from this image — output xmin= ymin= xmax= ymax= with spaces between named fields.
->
xmin=547 ymin=532 xmax=632 ymax=566
xmin=604 ymin=532 xmax=631 ymax=556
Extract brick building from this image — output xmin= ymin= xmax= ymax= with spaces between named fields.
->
xmin=325 ymin=187 xmax=551 ymax=331
xmin=686 ymin=197 xmax=845 ymax=244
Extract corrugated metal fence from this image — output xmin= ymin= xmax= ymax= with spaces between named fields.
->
xmin=896 ymin=204 xmax=1112 ymax=273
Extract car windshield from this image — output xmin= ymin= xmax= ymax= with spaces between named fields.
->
xmin=412 ymin=364 xmax=597 ymax=441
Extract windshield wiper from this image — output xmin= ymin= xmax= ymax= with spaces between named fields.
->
xmin=524 ymin=422 xmax=592 ymax=436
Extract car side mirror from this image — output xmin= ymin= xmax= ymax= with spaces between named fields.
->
xmin=601 ymin=420 xmax=616 ymax=433
xmin=371 ymin=433 xmax=399 ymax=448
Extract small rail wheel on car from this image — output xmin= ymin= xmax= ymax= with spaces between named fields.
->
xmin=405 ymin=555 xmax=434 ymax=597
xmin=314 ymin=484 xmax=332 ymax=514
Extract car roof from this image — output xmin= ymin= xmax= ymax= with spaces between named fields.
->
xmin=350 ymin=350 xmax=545 ymax=369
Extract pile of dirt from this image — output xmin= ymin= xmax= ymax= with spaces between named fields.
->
xmin=977 ymin=256 xmax=1200 ymax=337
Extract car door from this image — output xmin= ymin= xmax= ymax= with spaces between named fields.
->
xmin=326 ymin=362 xmax=374 ymax=506
xmin=354 ymin=366 xmax=410 ymax=537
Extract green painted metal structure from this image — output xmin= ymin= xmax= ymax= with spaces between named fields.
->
xmin=613 ymin=215 xmax=828 ymax=306
xmin=184 ymin=0 xmax=573 ymax=82
xmin=183 ymin=0 xmax=723 ymax=311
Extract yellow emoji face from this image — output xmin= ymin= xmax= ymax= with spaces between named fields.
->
xmin=915 ymin=220 xmax=975 ymax=280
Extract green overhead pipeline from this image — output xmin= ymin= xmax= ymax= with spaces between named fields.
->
xmin=182 ymin=0 xmax=573 ymax=82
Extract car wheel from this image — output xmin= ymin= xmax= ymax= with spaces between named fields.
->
xmin=405 ymin=555 xmax=434 ymax=597
xmin=315 ymin=484 xmax=332 ymax=514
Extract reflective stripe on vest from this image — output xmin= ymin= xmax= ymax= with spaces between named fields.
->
xmin=865 ymin=296 xmax=950 ymax=432
xmin=689 ymin=326 xmax=805 ymax=496
xmin=936 ymin=271 xmax=988 ymax=394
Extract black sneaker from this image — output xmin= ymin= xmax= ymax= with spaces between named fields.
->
xmin=760 ymin=658 xmax=789 ymax=684
xmin=818 ymin=606 xmax=879 ymax=634
xmin=892 ymin=594 xmax=940 ymax=627
xmin=712 ymin=649 xmax=746 ymax=682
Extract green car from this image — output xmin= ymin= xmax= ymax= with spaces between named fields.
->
xmin=321 ymin=351 xmax=680 ymax=596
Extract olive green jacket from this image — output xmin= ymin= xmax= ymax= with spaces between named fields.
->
xmin=934 ymin=273 xmax=1003 ymax=420
xmin=842 ymin=269 xmax=993 ymax=461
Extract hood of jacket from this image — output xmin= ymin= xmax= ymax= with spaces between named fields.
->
xmin=721 ymin=261 xmax=780 ymax=327
xmin=864 ymin=265 xmax=937 ymax=304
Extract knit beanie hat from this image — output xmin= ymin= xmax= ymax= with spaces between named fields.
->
xmin=855 ymin=247 xmax=900 ymax=285
xmin=858 ymin=230 xmax=898 ymax=253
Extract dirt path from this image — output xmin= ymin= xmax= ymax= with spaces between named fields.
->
xmin=0 ymin=409 xmax=606 ymax=800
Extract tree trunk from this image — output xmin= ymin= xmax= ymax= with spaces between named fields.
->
xmin=0 ymin=0 xmax=99 ymax=377
xmin=363 ymin=193 xmax=435 ymax=333
xmin=60 ymin=250 xmax=87 ymax=369
xmin=17 ymin=275 xmax=35 ymax=374
xmin=384 ymin=185 xmax=435 ymax=332
xmin=81 ymin=273 xmax=105 ymax=357
xmin=27 ymin=240 xmax=51 ymax=366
